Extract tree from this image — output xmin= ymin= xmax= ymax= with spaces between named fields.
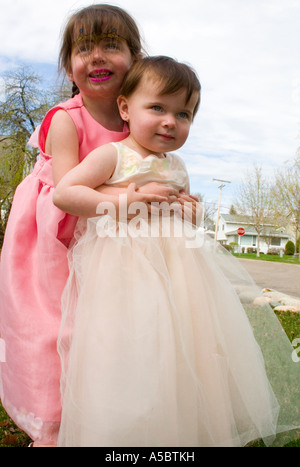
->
xmin=192 ymin=192 xmax=217 ymax=230
xmin=273 ymin=155 xmax=300 ymax=259
xmin=235 ymin=165 xmax=274 ymax=257
xmin=0 ymin=66 xmax=70 ymax=246
xmin=229 ymin=204 xmax=237 ymax=215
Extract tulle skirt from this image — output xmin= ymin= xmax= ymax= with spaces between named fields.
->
xmin=57 ymin=215 xmax=300 ymax=447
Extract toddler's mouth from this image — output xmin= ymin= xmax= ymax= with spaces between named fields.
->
xmin=157 ymin=133 xmax=175 ymax=141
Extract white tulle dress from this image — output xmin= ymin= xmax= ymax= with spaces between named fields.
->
xmin=57 ymin=143 xmax=300 ymax=447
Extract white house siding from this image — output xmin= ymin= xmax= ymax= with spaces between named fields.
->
xmin=217 ymin=214 xmax=291 ymax=253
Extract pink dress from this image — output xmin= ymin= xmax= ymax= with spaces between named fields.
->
xmin=0 ymin=94 xmax=129 ymax=443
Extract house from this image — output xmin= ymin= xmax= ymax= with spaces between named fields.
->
xmin=217 ymin=214 xmax=292 ymax=254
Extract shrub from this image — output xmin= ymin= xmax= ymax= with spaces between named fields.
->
xmin=229 ymin=242 xmax=238 ymax=253
xmin=222 ymin=244 xmax=232 ymax=252
xmin=267 ymin=248 xmax=279 ymax=255
xmin=284 ymin=240 xmax=295 ymax=255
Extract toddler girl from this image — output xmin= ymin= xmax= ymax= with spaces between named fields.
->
xmin=54 ymin=56 xmax=300 ymax=447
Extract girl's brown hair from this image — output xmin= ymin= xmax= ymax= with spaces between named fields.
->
xmin=120 ymin=56 xmax=201 ymax=118
xmin=59 ymin=4 xmax=143 ymax=96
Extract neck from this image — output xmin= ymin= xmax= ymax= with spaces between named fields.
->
xmin=82 ymin=94 xmax=125 ymax=131
xmin=122 ymin=135 xmax=165 ymax=159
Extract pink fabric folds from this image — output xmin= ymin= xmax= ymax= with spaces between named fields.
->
xmin=0 ymin=95 xmax=129 ymax=443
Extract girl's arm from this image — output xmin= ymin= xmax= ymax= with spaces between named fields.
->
xmin=53 ymin=144 xmax=168 ymax=218
xmin=97 ymin=182 xmax=179 ymax=203
xmin=178 ymin=192 xmax=202 ymax=226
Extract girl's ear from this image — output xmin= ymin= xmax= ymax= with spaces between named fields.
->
xmin=117 ymin=95 xmax=129 ymax=122
xmin=67 ymin=69 xmax=74 ymax=83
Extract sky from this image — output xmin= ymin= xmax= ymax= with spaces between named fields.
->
xmin=0 ymin=0 xmax=299 ymax=212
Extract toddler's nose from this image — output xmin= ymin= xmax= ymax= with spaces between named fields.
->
xmin=162 ymin=114 xmax=176 ymax=128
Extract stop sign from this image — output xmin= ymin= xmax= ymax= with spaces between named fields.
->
xmin=237 ymin=227 xmax=245 ymax=236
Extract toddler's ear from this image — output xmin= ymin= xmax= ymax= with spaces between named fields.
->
xmin=117 ymin=95 xmax=129 ymax=122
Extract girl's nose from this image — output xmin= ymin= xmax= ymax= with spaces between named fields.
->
xmin=91 ymin=45 xmax=106 ymax=63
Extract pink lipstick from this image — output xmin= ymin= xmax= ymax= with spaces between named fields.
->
xmin=89 ymin=69 xmax=112 ymax=82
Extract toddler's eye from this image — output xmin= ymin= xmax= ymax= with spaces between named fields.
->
xmin=177 ymin=112 xmax=189 ymax=119
xmin=152 ymin=105 xmax=163 ymax=112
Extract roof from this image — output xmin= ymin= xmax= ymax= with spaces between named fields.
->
xmin=221 ymin=213 xmax=276 ymax=227
xmin=225 ymin=228 xmax=290 ymax=238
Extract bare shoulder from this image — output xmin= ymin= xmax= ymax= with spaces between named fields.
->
xmin=45 ymin=109 xmax=78 ymax=155
xmin=49 ymin=109 xmax=77 ymax=137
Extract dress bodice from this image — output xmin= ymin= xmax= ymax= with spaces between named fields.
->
xmin=105 ymin=142 xmax=190 ymax=192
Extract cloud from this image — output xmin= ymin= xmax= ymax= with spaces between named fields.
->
xmin=1 ymin=0 xmax=299 ymax=208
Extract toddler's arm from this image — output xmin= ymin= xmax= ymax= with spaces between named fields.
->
xmin=53 ymin=145 xmax=169 ymax=217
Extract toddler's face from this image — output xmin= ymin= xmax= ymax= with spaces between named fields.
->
xmin=118 ymin=76 xmax=199 ymax=157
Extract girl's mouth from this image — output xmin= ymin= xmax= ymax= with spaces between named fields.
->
xmin=89 ymin=69 xmax=112 ymax=82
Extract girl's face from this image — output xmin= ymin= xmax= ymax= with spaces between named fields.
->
xmin=118 ymin=76 xmax=199 ymax=157
xmin=68 ymin=34 xmax=133 ymax=100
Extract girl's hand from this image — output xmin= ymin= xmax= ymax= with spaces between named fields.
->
xmin=137 ymin=182 xmax=179 ymax=203
xmin=126 ymin=182 xmax=169 ymax=205
xmin=95 ymin=182 xmax=176 ymax=219
xmin=177 ymin=192 xmax=202 ymax=226
xmin=120 ymin=183 xmax=168 ymax=219
xmin=136 ymin=182 xmax=181 ymax=217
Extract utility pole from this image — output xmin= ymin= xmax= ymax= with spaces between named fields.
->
xmin=213 ymin=178 xmax=231 ymax=247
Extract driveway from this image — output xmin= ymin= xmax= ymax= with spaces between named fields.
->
xmin=238 ymin=258 xmax=300 ymax=299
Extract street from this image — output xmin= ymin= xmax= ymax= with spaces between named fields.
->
xmin=238 ymin=258 xmax=300 ymax=299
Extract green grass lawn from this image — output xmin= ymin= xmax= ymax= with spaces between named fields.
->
xmin=0 ymin=405 xmax=31 ymax=447
xmin=233 ymin=252 xmax=300 ymax=265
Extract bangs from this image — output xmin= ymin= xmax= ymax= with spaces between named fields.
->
xmin=70 ymin=5 xmax=141 ymax=58
xmin=59 ymin=5 xmax=142 ymax=74
xmin=120 ymin=56 xmax=201 ymax=117
xmin=150 ymin=60 xmax=200 ymax=105
xmin=72 ymin=10 xmax=128 ymax=43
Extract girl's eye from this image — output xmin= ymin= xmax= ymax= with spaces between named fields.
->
xmin=74 ymin=38 xmax=122 ymax=54
xmin=101 ymin=38 xmax=121 ymax=51
xmin=76 ymin=42 xmax=95 ymax=54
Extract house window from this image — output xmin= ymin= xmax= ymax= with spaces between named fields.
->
xmin=241 ymin=235 xmax=252 ymax=246
xmin=271 ymin=237 xmax=281 ymax=246
xmin=241 ymin=235 xmax=256 ymax=247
